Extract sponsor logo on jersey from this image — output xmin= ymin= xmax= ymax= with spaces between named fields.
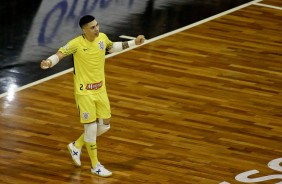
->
xmin=86 ymin=81 xmax=103 ymax=90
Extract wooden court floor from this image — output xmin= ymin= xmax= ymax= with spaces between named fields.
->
xmin=0 ymin=1 xmax=282 ymax=184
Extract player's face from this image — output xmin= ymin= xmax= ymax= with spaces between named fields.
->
xmin=83 ymin=20 xmax=99 ymax=40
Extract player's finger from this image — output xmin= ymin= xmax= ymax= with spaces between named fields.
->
xmin=140 ymin=37 xmax=145 ymax=44
xmin=41 ymin=60 xmax=49 ymax=69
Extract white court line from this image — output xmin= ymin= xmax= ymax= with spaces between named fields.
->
xmin=254 ymin=3 xmax=282 ymax=10
xmin=119 ymin=35 xmax=136 ymax=40
xmin=0 ymin=0 xmax=263 ymax=99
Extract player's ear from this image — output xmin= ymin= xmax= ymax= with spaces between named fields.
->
xmin=81 ymin=26 xmax=86 ymax=34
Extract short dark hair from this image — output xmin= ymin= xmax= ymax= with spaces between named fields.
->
xmin=79 ymin=15 xmax=95 ymax=28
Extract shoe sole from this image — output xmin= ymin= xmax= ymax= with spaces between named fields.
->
xmin=91 ymin=171 xmax=112 ymax=178
xmin=67 ymin=144 xmax=81 ymax=167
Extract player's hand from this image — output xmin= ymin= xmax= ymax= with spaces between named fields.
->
xmin=135 ymin=35 xmax=145 ymax=45
xmin=40 ymin=59 xmax=51 ymax=69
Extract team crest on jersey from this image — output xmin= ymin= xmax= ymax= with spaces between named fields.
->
xmin=83 ymin=112 xmax=89 ymax=120
xmin=98 ymin=41 xmax=104 ymax=50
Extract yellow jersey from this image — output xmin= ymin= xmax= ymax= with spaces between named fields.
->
xmin=58 ymin=33 xmax=113 ymax=95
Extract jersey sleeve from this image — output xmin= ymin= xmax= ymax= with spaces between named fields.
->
xmin=58 ymin=37 xmax=78 ymax=56
xmin=104 ymin=34 xmax=113 ymax=51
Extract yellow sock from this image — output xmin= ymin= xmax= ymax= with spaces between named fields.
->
xmin=85 ymin=142 xmax=99 ymax=168
xmin=74 ymin=133 xmax=85 ymax=149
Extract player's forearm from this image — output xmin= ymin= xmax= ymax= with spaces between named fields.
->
xmin=47 ymin=54 xmax=60 ymax=67
xmin=108 ymin=40 xmax=136 ymax=53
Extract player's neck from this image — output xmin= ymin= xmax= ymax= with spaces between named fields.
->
xmin=84 ymin=34 xmax=96 ymax=42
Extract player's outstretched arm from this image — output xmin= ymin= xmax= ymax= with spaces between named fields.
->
xmin=108 ymin=35 xmax=145 ymax=53
xmin=40 ymin=51 xmax=65 ymax=70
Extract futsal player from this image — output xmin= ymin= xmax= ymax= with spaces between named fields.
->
xmin=40 ymin=15 xmax=145 ymax=177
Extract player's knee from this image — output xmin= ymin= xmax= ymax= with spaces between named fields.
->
xmin=97 ymin=118 xmax=110 ymax=136
xmin=84 ymin=122 xmax=97 ymax=142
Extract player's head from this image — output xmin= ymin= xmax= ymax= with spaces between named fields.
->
xmin=79 ymin=15 xmax=95 ymax=28
xmin=79 ymin=15 xmax=99 ymax=39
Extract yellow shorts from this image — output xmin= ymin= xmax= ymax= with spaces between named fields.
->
xmin=75 ymin=90 xmax=111 ymax=123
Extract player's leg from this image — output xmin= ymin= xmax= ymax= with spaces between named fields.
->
xmin=68 ymin=94 xmax=96 ymax=167
xmin=84 ymin=122 xmax=98 ymax=168
xmin=88 ymin=91 xmax=112 ymax=177
xmin=96 ymin=91 xmax=111 ymax=136
xmin=74 ymin=133 xmax=85 ymax=148
xmin=84 ymin=121 xmax=111 ymax=177
xmin=97 ymin=118 xmax=110 ymax=136
xmin=72 ymin=94 xmax=86 ymax=149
